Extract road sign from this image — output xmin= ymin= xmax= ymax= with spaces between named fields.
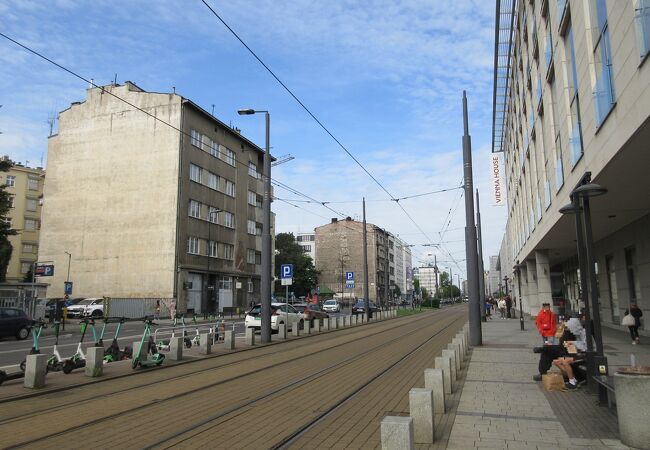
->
xmin=64 ymin=281 xmax=73 ymax=295
xmin=346 ymin=271 xmax=354 ymax=281
xmin=35 ymin=264 xmax=54 ymax=277
xmin=281 ymin=264 xmax=293 ymax=279
xmin=346 ymin=281 xmax=355 ymax=289
xmin=281 ymin=278 xmax=292 ymax=286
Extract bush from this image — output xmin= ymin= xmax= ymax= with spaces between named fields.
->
xmin=421 ymin=299 xmax=440 ymax=309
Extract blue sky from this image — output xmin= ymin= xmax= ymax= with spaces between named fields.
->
xmin=0 ymin=0 xmax=506 ymax=278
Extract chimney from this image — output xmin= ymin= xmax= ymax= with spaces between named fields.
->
xmin=345 ymin=217 xmax=352 ymax=221
xmin=331 ymin=218 xmax=338 ymax=223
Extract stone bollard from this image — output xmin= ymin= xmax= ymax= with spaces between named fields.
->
xmin=453 ymin=337 xmax=466 ymax=362
xmin=323 ymin=318 xmax=330 ymax=331
xmin=361 ymin=314 xmax=367 ymax=324
xmin=330 ymin=317 xmax=337 ymax=329
xmin=304 ymin=321 xmax=311 ymax=335
xmin=458 ymin=333 xmax=468 ymax=357
xmin=278 ymin=323 xmax=287 ymax=339
xmin=314 ymin=320 xmax=321 ymax=333
xmin=245 ymin=327 xmax=255 ymax=346
xmin=381 ymin=416 xmax=415 ymax=450
xmin=441 ymin=349 xmax=457 ymax=385
xmin=169 ymin=336 xmax=183 ymax=361
xmin=338 ymin=316 xmax=345 ymax=328
xmin=448 ymin=343 xmax=462 ymax=371
xmin=344 ymin=316 xmax=350 ymax=327
xmin=224 ymin=330 xmax=235 ymax=350
xmin=24 ymin=354 xmax=48 ymax=389
xmin=435 ymin=356 xmax=453 ymax=395
xmin=424 ymin=368 xmax=446 ymax=413
xmin=292 ymin=323 xmax=300 ymax=337
xmin=85 ymin=346 xmax=104 ymax=377
xmin=199 ymin=333 xmax=212 ymax=355
xmin=614 ymin=371 xmax=650 ymax=449
xmin=409 ymin=388 xmax=435 ymax=444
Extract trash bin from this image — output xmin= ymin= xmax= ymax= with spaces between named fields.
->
xmin=614 ymin=366 xmax=650 ymax=449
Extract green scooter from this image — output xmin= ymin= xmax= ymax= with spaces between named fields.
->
xmin=103 ymin=317 xmax=132 ymax=363
xmin=131 ymin=317 xmax=165 ymax=369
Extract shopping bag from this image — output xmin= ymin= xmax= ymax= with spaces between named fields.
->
xmin=542 ymin=372 xmax=565 ymax=391
xmin=621 ymin=314 xmax=635 ymax=326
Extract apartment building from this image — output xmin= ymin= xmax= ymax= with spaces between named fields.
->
xmin=39 ymin=82 xmax=270 ymax=314
xmin=0 ymin=162 xmax=44 ymax=282
xmin=493 ymin=1 xmax=650 ymax=330
xmin=295 ymin=232 xmax=316 ymax=261
xmin=414 ymin=266 xmax=438 ymax=297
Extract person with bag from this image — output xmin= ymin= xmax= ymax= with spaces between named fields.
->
xmin=623 ymin=302 xmax=643 ymax=344
xmin=535 ymin=303 xmax=557 ymax=344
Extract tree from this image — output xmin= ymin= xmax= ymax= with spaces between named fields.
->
xmin=23 ymin=265 xmax=34 ymax=282
xmin=392 ymin=284 xmax=401 ymax=299
xmin=274 ymin=233 xmax=319 ymax=297
xmin=0 ymin=158 xmax=16 ymax=282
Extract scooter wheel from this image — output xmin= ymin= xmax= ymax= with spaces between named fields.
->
xmin=184 ymin=340 xmax=192 ymax=349
xmin=62 ymin=361 xmax=74 ymax=374
xmin=131 ymin=359 xmax=140 ymax=370
xmin=0 ymin=370 xmax=6 ymax=385
xmin=19 ymin=360 xmax=26 ymax=373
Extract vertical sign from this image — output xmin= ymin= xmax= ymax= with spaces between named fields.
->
xmin=280 ymin=264 xmax=293 ymax=286
xmin=490 ymin=153 xmax=505 ymax=206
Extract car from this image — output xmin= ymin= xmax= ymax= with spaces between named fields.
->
xmin=292 ymin=303 xmax=329 ymax=326
xmin=245 ymin=302 xmax=304 ymax=332
xmin=65 ymin=297 xmax=105 ymax=318
xmin=322 ymin=299 xmax=341 ymax=313
xmin=351 ymin=300 xmax=380 ymax=316
xmin=44 ymin=298 xmax=83 ymax=319
xmin=0 ymin=307 xmax=33 ymax=340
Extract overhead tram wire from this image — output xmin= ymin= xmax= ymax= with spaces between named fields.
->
xmin=0 ymin=31 xmax=351 ymax=226
xmin=199 ymin=0 xmax=448 ymax=249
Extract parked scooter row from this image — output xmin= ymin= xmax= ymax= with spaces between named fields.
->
xmin=157 ymin=315 xmax=221 ymax=351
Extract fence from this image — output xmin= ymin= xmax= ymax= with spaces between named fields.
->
xmin=0 ymin=297 xmax=46 ymax=320
xmin=105 ymin=298 xmax=174 ymax=319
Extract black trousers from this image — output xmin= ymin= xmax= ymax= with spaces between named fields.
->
xmin=629 ymin=325 xmax=640 ymax=340
xmin=538 ymin=345 xmax=566 ymax=375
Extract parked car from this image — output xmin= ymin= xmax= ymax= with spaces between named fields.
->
xmin=65 ymin=297 xmax=105 ymax=318
xmin=322 ymin=299 xmax=341 ymax=313
xmin=292 ymin=303 xmax=329 ymax=326
xmin=351 ymin=300 xmax=380 ymax=316
xmin=44 ymin=298 xmax=83 ymax=319
xmin=0 ymin=307 xmax=33 ymax=340
xmin=245 ymin=303 xmax=304 ymax=332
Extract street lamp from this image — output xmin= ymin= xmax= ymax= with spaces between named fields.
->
xmin=503 ymin=275 xmax=510 ymax=318
xmin=64 ymin=251 xmax=71 ymax=282
xmin=514 ymin=263 xmax=524 ymax=331
xmin=238 ymin=108 xmax=272 ymax=344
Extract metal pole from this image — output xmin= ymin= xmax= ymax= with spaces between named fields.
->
xmin=517 ymin=268 xmax=524 ymax=330
xmin=362 ymin=198 xmax=369 ymax=319
xmin=581 ymin=196 xmax=604 ymax=356
xmin=449 ymin=267 xmax=453 ymax=302
xmin=285 ymin=283 xmax=289 ymax=338
xmin=434 ymin=256 xmax=439 ymax=298
xmin=572 ymin=197 xmax=594 ymax=354
xmin=476 ymin=189 xmax=486 ymax=322
xmin=462 ymin=91 xmax=482 ymax=346
xmin=65 ymin=252 xmax=71 ymax=282
xmin=260 ymin=112 xmax=272 ymax=343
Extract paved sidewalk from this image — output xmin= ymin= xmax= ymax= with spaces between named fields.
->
xmin=446 ymin=317 xmax=648 ymax=450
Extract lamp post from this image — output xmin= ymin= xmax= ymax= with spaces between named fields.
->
xmin=503 ymin=275 xmax=510 ymax=318
xmin=514 ymin=264 xmax=524 ymax=330
xmin=64 ymin=251 xmax=71 ymax=283
xmin=238 ymin=108 xmax=272 ymax=343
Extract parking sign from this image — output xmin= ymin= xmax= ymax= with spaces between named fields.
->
xmin=346 ymin=271 xmax=354 ymax=281
xmin=281 ymin=264 xmax=293 ymax=279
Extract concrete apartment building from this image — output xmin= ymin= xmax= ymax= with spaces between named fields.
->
xmin=295 ymin=232 xmax=316 ymax=262
xmin=493 ymin=1 xmax=650 ymax=331
xmin=39 ymin=82 xmax=270 ymax=314
xmin=487 ymin=255 xmax=501 ymax=296
xmin=1 ymin=162 xmax=45 ymax=282
xmin=414 ymin=266 xmax=438 ymax=297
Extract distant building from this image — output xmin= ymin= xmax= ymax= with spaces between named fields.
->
xmin=39 ymin=82 xmax=272 ymax=314
xmin=414 ymin=266 xmax=437 ymax=298
xmin=487 ymin=255 xmax=500 ymax=297
xmin=1 ymin=161 xmax=44 ymax=282
xmin=295 ymin=232 xmax=315 ymax=261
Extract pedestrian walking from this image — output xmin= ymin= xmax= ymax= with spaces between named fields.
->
xmin=623 ymin=302 xmax=643 ymax=344
xmin=485 ymin=299 xmax=492 ymax=320
xmin=505 ymin=296 xmax=513 ymax=318
xmin=154 ymin=300 xmax=161 ymax=320
xmin=535 ymin=303 xmax=557 ymax=344
xmin=498 ymin=298 xmax=507 ymax=319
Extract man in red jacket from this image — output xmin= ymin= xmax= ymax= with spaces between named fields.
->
xmin=535 ymin=303 xmax=557 ymax=344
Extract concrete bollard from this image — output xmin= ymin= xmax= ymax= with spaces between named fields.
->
xmin=169 ymin=336 xmax=183 ymax=361
xmin=435 ymin=356 xmax=453 ymax=395
xmin=453 ymin=337 xmax=466 ymax=362
xmin=338 ymin=316 xmax=345 ymax=328
xmin=448 ymin=343 xmax=462 ymax=371
xmin=24 ymin=354 xmax=48 ymax=389
xmin=224 ymin=330 xmax=235 ymax=350
xmin=314 ymin=320 xmax=320 ymax=333
xmin=361 ymin=314 xmax=367 ymax=324
xmin=292 ymin=323 xmax=300 ymax=337
xmin=381 ymin=416 xmax=415 ymax=450
xmin=304 ymin=321 xmax=311 ymax=335
xmin=441 ymin=349 xmax=457 ymax=385
xmin=245 ymin=327 xmax=255 ymax=346
xmin=409 ymin=388 xmax=435 ymax=444
xmin=199 ymin=333 xmax=212 ymax=355
xmin=330 ymin=317 xmax=337 ymax=329
xmin=457 ymin=333 xmax=467 ymax=358
xmin=344 ymin=316 xmax=350 ymax=327
xmin=323 ymin=318 xmax=330 ymax=331
xmin=278 ymin=323 xmax=286 ymax=339
xmin=85 ymin=346 xmax=104 ymax=377
xmin=614 ymin=372 xmax=650 ymax=449
xmin=424 ymin=368 xmax=446 ymax=413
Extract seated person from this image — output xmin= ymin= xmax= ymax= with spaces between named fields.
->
xmin=552 ymin=317 xmax=587 ymax=389
xmin=533 ymin=316 xmax=586 ymax=384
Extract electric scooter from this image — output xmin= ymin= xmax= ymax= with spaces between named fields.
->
xmin=61 ymin=319 xmax=90 ymax=374
xmin=103 ymin=317 xmax=132 ymax=362
xmin=131 ymin=317 xmax=165 ymax=369
xmin=157 ymin=315 xmax=178 ymax=351
xmin=190 ymin=316 xmax=202 ymax=347
xmin=180 ymin=315 xmax=192 ymax=348
xmin=44 ymin=321 xmax=64 ymax=372
xmin=1 ymin=321 xmax=47 ymax=385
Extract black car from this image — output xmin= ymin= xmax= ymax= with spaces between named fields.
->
xmin=0 ymin=307 xmax=33 ymax=340
xmin=351 ymin=300 xmax=380 ymax=315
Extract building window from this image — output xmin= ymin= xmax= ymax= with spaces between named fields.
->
xmin=21 ymin=262 xmax=31 ymax=274
xmin=189 ymin=200 xmax=201 ymax=218
xmin=303 ymin=245 xmax=311 ymax=252
xmin=207 ymin=172 xmax=218 ymax=190
xmin=625 ymin=247 xmax=641 ymax=301
xmin=28 ymin=178 xmax=39 ymax=190
xmin=221 ymin=146 xmax=235 ymax=166
xmin=26 ymin=198 xmax=38 ymax=211
xmin=208 ymin=206 xmax=219 ymax=223
xmin=223 ymin=244 xmax=234 ymax=260
xmin=566 ymin=24 xmax=584 ymax=166
xmin=224 ymin=180 xmax=235 ymax=197
xmin=256 ymin=223 xmax=262 ymax=236
xmin=209 ymin=140 xmax=219 ymax=158
xmin=191 ymin=129 xmax=201 ymax=147
xmin=187 ymin=236 xmax=200 ymax=254
xmin=634 ymin=0 xmax=650 ymax=61
xmin=219 ymin=276 xmax=232 ymax=290
xmin=248 ymin=190 xmax=257 ymax=206
xmin=8 ymin=195 xmax=14 ymax=208
xmin=591 ymin=0 xmax=615 ymax=127
xmin=6 ymin=175 xmax=15 ymax=187
xmin=247 ymin=249 xmax=256 ymax=264
xmin=248 ymin=162 xmax=258 ymax=178
xmin=248 ymin=280 xmax=254 ymax=293
xmin=247 ymin=220 xmax=256 ymax=235
xmin=223 ymin=211 xmax=234 ymax=228
xmin=22 ymin=244 xmax=35 ymax=253
xmin=208 ymin=240 xmax=217 ymax=258
xmin=605 ymin=254 xmax=620 ymax=322
xmin=190 ymin=164 xmax=202 ymax=183
xmin=24 ymin=219 xmax=38 ymax=231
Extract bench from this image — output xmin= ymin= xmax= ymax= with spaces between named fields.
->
xmin=592 ymin=375 xmax=615 ymax=408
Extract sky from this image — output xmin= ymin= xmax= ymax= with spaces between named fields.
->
xmin=0 ymin=0 xmax=506 ymax=279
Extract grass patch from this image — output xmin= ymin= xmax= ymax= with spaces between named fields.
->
xmin=397 ymin=307 xmax=436 ymax=317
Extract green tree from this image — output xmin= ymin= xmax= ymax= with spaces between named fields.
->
xmin=274 ymin=233 xmax=319 ymax=297
xmin=22 ymin=264 xmax=34 ymax=282
xmin=392 ymin=284 xmax=401 ymax=299
xmin=0 ymin=159 xmax=16 ymax=282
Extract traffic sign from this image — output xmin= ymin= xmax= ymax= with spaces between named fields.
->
xmin=64 ymin=281 xmax=73 ymax=295
xmin=35 ymin=264 xmax=54 ymax=277
xmin=281 ymin=264 xmax=293 ymax=279
xmin=281 ymin=278 xmax=292 ymax=286
xmin=346 ymin=271 xmax=354 ymax=281
xmin=346 ymin=281 xmax=355 ymax=289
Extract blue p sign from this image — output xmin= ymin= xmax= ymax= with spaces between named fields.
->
xmin=346 ymin=271 xmax=354 ymax=281
xmin=281 ymin=264 xmax=293 ymax=279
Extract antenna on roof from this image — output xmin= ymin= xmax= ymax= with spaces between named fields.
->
xmin=211 ymin=104 xmax=215 ymax=115
xmin=113 ymin=74 xmax=117 ymax=86
xmin=46 ymin=113 xmax=56 ymax=137
xmin=172 ymin=86 xmax=176 ymax=94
